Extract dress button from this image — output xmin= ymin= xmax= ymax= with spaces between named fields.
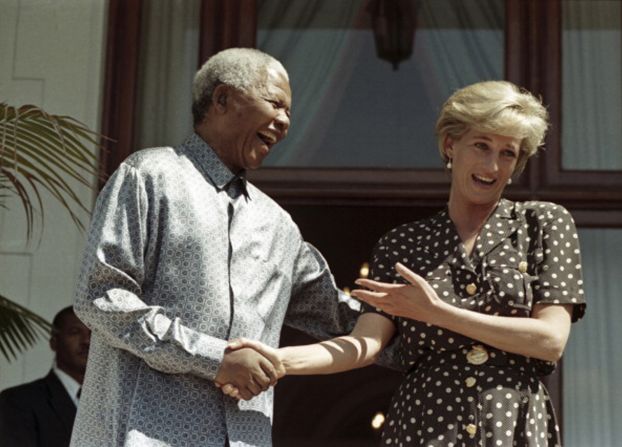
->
xmin=466 ymin=345 xmax=489 ymax=365
xmin=518 ymin=261 xmax=528 ymax=273
xmin=466 ymin=423 xmax=477 ymax=436
xmin=466 ymin=283 xmax=477 ymax=295
xmin=465 ymin=376 xmax=476 ymax=388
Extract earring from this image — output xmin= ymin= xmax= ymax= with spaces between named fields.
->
xmin=507 ymin=178 xmax=512 ymax=185
xmin=446 ymin=160 xmax=452 ymax=170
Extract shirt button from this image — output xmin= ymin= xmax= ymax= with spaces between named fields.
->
xmin=466 ymin=423 xmax=477 ymax=436
xmin=466 ymin=345 xmax=489 ymax=365
xmin=518 ymin=261 xmax=528 ymax=273
xmin=465 ymin=376 xmax=476 ymax=388
xmin=466 ymin=283 xmax=477 ymax=295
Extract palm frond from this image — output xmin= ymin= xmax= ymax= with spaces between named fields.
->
xmin=0 ymin=103 xmax=106 ymax=238
xmin=0 ymin=103 xmax=105 ymax=361
xmin=0 ymin=174 xmax=12 ymax=209
xmin=0 ymin=294 xmax=51 ymax=361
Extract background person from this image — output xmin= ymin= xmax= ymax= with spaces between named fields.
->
xmin=225 ymin=80 xmax=586 ymax=446
xmin=71 ymin=48 xmax=360 ymax=447
xmin=0 ymin=306 xmax=91 ymax=447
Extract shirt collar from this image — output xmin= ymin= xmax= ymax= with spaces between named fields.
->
xmin=52 ymin=362 xmax=81 ymax=406
xmin=492 ymin=198 xmax=515 ymax=219
xmin=181 ymin=133 xmax=251 ymax=200
xmin=438 ymin=198 xmax=516 ymax=226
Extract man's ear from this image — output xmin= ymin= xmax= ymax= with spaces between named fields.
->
xmin=212 ymin=84 xmax=229 ymax=113
xmin=49 ymin=334 xmax=58 ymax=353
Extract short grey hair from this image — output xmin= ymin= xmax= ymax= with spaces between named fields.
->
xmin=435 ymin=81 xmax=549 ymax=174
xmin=192 ymin=47 xmax=287 ymax=125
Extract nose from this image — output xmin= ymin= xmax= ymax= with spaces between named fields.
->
xmin=483 ymin=152 xmax=500 ymax=173
xmin=274 ymin=110 xmax=290 ymax=136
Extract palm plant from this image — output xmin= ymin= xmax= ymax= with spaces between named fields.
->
xmin=0 ymin=103 xmax=102 ymax=361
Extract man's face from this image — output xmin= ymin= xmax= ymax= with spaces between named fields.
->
xmin=50 ymin=312 xmax=91 ymax=381
xmin=215 ymin=65 xmax=292 ymax=172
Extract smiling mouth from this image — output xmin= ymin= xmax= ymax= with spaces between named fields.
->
xmin=257 ymin=131 xmax=277 ymax=147
xmin=472 ymin=174 xmax=496 ymax=186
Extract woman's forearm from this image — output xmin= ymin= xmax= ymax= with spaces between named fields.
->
xmin=432 ymin=302 xmax=573 ymax=362
xmin=280 ymin=313 xmax=395 ymax=375
xmin=354 ymin=265 xmax=574 ymax=363
xmin=281 ymin=336 xmax=381 ymax=375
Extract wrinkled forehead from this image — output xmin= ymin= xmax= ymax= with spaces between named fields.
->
xmin=254 ymin=63 xmax=292 ymax=99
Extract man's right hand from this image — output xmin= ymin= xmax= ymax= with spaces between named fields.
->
xmin=214 ymin=345 xmax=284 ymax=401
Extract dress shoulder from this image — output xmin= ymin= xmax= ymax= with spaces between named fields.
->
xmin=519 ymin=201 xmax=586 ymax=321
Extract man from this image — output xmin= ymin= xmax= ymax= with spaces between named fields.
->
xmin=0 ymin=306 xmax=91 ymax=446
xmin=71 ymin=48 xmax=359 ymax=447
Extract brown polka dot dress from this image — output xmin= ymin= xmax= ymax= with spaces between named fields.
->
xmin=364 ymin=199 xmax=586 ymax=446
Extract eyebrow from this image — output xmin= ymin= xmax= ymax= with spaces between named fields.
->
xmin=473 ymin=134 xmax=519 ymax=151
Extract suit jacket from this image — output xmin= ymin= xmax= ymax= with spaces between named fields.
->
xmin=0 ymin=370 xmax=77 ymax=447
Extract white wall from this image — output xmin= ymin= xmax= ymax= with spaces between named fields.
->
xmin=0 ymin=0 xmax=107 ymax=390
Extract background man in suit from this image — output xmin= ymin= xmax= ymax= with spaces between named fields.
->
xmin=0 ymin=306 xmax=91 ymax=446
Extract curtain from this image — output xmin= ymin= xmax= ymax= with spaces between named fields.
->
xmin=256 ymin=0 xmax=366 ymax=166
xmin=563 ymin=229 xmax=622 ymax=446
xmin=562 ymin=0 xmax=622 ymax=170
xmin=134 ymin=0 xmax=200 ymax=151
xmin=257 ymin=0 xmax=504 ymax=168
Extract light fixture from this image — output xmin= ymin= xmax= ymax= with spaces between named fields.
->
xmin=367 ymin=0 xmax=417 ymax=70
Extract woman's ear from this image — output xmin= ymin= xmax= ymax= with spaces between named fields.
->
xmin=443 ymin=135 xmax=454 ymax=160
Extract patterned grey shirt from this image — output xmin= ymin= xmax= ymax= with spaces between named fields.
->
xmin=71 ymin=133 xmax=358 ymax=447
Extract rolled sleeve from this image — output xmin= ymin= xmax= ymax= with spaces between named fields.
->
xmin=532 ymin=203 xmax=586 ymax=322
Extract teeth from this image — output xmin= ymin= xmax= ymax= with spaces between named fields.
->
xmin=474 ymin=174 xmax=495 ymax=184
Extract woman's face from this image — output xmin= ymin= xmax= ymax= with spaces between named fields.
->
xmin=445 ymin=128 xmax=520 ymax=207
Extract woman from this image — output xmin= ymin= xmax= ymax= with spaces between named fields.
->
xmin=224 ymin=81 xmax=586 ymax=446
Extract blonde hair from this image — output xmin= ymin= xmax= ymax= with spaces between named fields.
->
xmin=435 ymin=81 xmax=549 ymax=173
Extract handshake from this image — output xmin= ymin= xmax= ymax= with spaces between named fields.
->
xmin=214 ymin=338 xmax=285 ymax=401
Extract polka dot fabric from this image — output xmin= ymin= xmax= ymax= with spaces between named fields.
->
xmin=363 ymin=199 xmax=585 ymax=446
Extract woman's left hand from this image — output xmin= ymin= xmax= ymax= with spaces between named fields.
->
xmin=351 ymin=262 xmax=448 ymax=324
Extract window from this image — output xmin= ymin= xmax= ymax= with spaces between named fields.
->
xmin=257 ymin=0 xmax=504 ymax=168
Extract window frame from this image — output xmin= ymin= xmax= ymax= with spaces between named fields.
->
xmin=101 ymin=0 xmax=622 ymax=223
xmin=99 ymin=1 xmax=622 ymax=437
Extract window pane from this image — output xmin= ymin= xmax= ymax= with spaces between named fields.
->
xmin=257 ymin=0 xmax=504 ymax=168
xmin=564 ymin=229 xmax=622 ymax=446
xmin=562 ymin=0 xmax=622 ymax=170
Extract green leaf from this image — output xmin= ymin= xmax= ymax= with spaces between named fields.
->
xmin=0 ymin=102 xmax=106 ymax=239
xmin=0 ymin=103 xmax=104 ymax=360
xmin=0 ymin=294 xmax=51 ymax=362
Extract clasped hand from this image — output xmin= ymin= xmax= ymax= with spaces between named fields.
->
xmin=215 ymin=339 xmax=284 ymax=401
